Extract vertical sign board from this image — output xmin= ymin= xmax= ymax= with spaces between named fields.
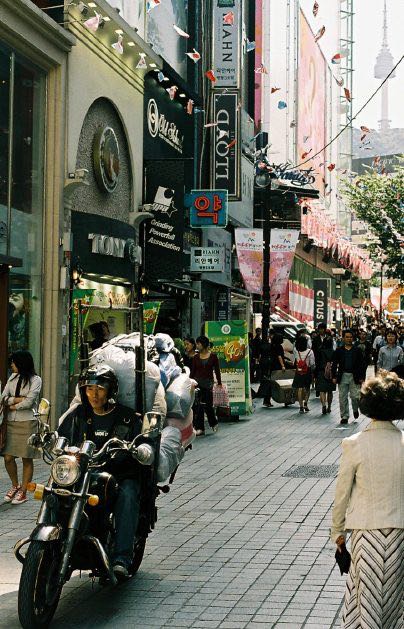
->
xmin=217 ymin=288 xmax=231 ymax=321
xmin=212 ymin=0 xmax=241 ymax=88
xmin=313 ymin=278 xmax=330 ymax=328
xmin=212 ymin=93 xmax=240 ymax=200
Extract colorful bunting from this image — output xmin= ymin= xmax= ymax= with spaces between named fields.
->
xmin=313 ymin=2 xmax=319 ymax=17
xmin=204 ymin=122 xmax=218 ymax=128
xmin=344 ymin=87 xmax=351 ymax=102
xmin=226 ymin=139 xmax=237 ymax=149
xmin=84 ymin=12 xmax=101 ymax=32
xmin=277 ymin=101 xmax=287 ymax=109
xmin=271 ymin=87 xmax=280 ymax=93
xmin=186 ymin=99 xmax=194 ymax=115
xmin=186 ymin=49 xmax=201 ymax=62
xmin=327 ymin=163 xmax=336 ymax=171
xmin=157 ymin=71 xmax=165 ymax=82
xmin=223 ymin=11 xmax=235 ymax=26
xmin=147 ymin=0 xmax=160 ymax=12
xmin=111 ymin=35 xmax=124 ymax=55
xmin=173 ymin=24 xmax=190 ymax=38
xmin=360 ymin=125 xmax=370 ymax=133
xmin=136 ymin=53 xmax=147 ymax=69
xmin=331 ymin=53 xmax=343 ymax=64
xmin=254 ymin=64 xmax=268 ymax=74
xmin=246 ymin=40 xmax=256 ymax=52
xmin=314 ymin=26 xmax=325 ymax=42
xmin=303 ymin=135 xmax=310 ymax=143
xmin=167 ymin=85 xmax=178 ymax=100
xmin=334 ymin=76 xmax=344 ymax=87
xmin=205 ymin=69 xmax=216 ymax=83
xmin=301 ymin=150 xmax=312 ymax=159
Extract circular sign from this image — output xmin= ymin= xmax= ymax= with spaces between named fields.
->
xmin=221 ymin=324 xmax=231 ymax=335
xmin=93 ymin=127 xmax=120 ymax=193
xmin=147 ymin=99 xmax=159 ymax=138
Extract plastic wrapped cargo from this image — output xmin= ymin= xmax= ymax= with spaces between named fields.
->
xmin=166 ymin=410 xmax=195 ymax=448
xmin=166 ymin=373 xmax=197 ymax=419
xmin=156 ymin=426 xmax=184 ymax=483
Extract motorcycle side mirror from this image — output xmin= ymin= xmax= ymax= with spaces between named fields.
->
xmin=38 ymin=398 xmax=51 ymax=417
xmin=141 ymin=412 xmax=162 ymax=437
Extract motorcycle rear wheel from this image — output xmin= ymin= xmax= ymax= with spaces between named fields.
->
xmin=18 ymin=541 xmax=62 ymax=629
xmin=130 ymin=537 xmax=146 ymax=575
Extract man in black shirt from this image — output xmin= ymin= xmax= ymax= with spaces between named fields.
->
xmin=332 ymin=329 xmax=367 ymax=425
xmin=250 ymin=328 xmax=263 ymax=382
xmin=59 ymin=365 xmax=142 ymax=579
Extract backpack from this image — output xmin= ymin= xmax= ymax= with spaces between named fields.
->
xmin=296 ymin=351 xmax=310 ymax=375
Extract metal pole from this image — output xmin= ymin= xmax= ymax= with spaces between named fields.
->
xmin=261 ymin=178 xmax=271 ymax=341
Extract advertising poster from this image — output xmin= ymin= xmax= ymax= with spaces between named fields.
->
xmin=269 ymin=229 xmax=299 ymax=312
xmin=297 ymin=10 xmax=326 ymax=195
xmin=235 ymin=228 xmax=263 ymax=295
xmin=205 ymin=320 xmax=252 ymax=416
xmin=143 ymin=301 xmax=162 ymax=334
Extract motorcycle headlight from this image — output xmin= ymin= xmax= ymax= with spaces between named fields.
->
xmin=51 ymin=455 xmax=80 ymax=487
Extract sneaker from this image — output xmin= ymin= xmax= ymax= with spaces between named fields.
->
xmin=113 ymin=563 xmax=129 ymax=581
xmin=322 ymin=406 xmax=327 ymax=415
xmin=326 ymin=407 xmax=332 ymax=413
xmin=304 ymin=406 xmax=310 ymax=413
xmin=4 ymin=485 xmax=20 ymax=503
xmin=195 ymin=429 xmax=205 ymax=436
xmin=299 ymin=407 xmax=305 ymax=414
xmin=212 ymin=425 xmax=219 ymax=433
xmin=11 ymin=489 xmax=27 ymax=505
xmin=353 ymin=411 xmax=359 ymax=419
xmin=340 ymin=419 xmax=348 ymax=425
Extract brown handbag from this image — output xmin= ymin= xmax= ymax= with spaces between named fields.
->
xmin=0 ymin=401 xmax=7 ymax=452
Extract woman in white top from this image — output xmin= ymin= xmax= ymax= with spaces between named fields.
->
xmin=292 ymin=335 xmax=315 ymax=413
xmin=1 ymin=351 xmax=42 ymax=505
xmin=331 ymin=371 xmax=404 ymax=628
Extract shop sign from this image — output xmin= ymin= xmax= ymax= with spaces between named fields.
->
xmin=147 ymin=98 xmax=183 ymax=155
xmin=229 ymin=155 xmax=254 ymax=226
xmin=186 ymin=189 xmax=228 ymax=228
xmin=88 ymin=234 xmax=139 ymax=263
xmin=217 ymin=288 xmax=231 ymax=321
xmin=143 ymin=301 xmax=162 ymax=334
xmin=212 ymin=93 xmax=240 ymax=198
xmin=205 ymin=320 xmax=252 ymax=416
xmin=190 ymin=247 xmax=224 ymax=272
xmin=212 ymin=0 xmax=241 ymax=87
xmin=267 ymin=162 xmax=316 ymax=187
xmin=202 ymin=228 xmax=232 ymax=287
xmin=313 ymin=278 xmax=330 ymax=327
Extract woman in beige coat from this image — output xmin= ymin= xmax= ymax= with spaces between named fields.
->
xmin=331 ymin=371 xmax=404 ymax=629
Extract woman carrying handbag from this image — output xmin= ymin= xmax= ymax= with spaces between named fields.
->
xmin=1 ymin=350 xmax=42 ymax=505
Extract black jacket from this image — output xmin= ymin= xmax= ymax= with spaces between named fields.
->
xmin=332 ymin=346 xmax=367 ymax=384
xmin=58 ymin=403 xmax=142 ymax=480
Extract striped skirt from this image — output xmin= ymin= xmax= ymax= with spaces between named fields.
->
xmin=343 ymin=528 xmax=404 ymax=629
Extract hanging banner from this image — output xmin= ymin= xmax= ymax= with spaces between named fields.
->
xmin=143 ymin=301 xmax=162 ymax=334
xmin=205 ymin=320 xmax=252 ymax=416
xmin=369 ymin=287 xmax=395 ymax=311
xmin=235 ymin=228 xmax=263 ymax=295
xmin=269 ymin=229 xmax=299 ymax=312
xmin=313 ymin=278 xmax=330 ymax=328
xmin=212 ymin=0 xmax=241 ymax=88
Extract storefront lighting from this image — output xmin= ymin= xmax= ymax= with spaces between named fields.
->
xmin=114 ymin=29 xmax=124 ymax=35
xmin=149 ymin=63 xmax=157 ymax=68
xmin=102 ymin=15 xmax=110 ymax=21
xmin=179 ymin=93 xmax=186 ymax=98
xmin=87 ymin=2 xmax=97 ymax=6
xmin=128 ymin=42 xmax=136 ymax=47
xmin=141 ymin=286 xmax=149 ymax=296
xmin=72 ymin=260 xmax=83 ymax=286
xmin=163 ymin=76 xmax=170 ymax=81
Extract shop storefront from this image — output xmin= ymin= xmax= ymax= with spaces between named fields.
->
xmin=0 ymin=5 xmax=74 ymax=393
xmin=142 ymin=70 xmax=199 ymax=337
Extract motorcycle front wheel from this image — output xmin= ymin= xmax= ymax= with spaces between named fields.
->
xmin=130 ymin=537 xmax=146 ymax=575
xmin=18 ymin=541 xmax=62 ymax=629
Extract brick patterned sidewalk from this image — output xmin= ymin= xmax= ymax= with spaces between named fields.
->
xmin=0 ymin=396 xmax=378 ymax=628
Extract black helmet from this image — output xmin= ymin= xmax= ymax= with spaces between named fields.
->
xmin=79 ymin=364 xmax=118 ymax=405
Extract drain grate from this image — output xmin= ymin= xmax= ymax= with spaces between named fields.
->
xmin=282 ymin=464 xmax=339 ymax=478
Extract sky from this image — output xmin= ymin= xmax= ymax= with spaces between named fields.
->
xmin=354 ymin=0 xmax=404 ymax=130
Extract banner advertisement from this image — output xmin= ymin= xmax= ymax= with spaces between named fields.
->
xmin=143 ymin=301 xmax=162 ymax=334
xmin=235 ymin=228 xmax=263 ymax=295
xmin=269 ymin=229 xmax=299 ymax=312
xmin=205 ymin=320 xmax=252 ymax=416
xmin=212 ymin=0 xmax=241 ymax=88
xmin=212 ymin=92 xmax=240 ymax=199
xmin=313 ymin=278 xmax=330 ymax=328
xmin=369 ymin=287 xmax=395 ymax=311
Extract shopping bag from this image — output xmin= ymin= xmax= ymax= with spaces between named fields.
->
xmin=212 ymin=383 xmax=230 ymax=408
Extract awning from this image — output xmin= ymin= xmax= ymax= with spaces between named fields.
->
xmin=0 ymin=254 xmax=22 ymax=268
xmin=156 ymin=280 xmax=199 ymax=299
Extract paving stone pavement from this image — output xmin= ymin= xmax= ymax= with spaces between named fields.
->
xmin=0 ymin=395 xmax=389 ymax=629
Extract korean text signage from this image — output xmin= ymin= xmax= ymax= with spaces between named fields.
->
xmin=313 ymin=278 xmax=330 ymax=328
xmin=217 ymin=288 xmax=231 ymax=321
xmin=205 ymin=320 xmax=252 ymax=416
xmin=212 ymin=93 xmax=240 ymax=199
xmin=212 ymin=0 xmax=240 ymax=87
xmin=190 ymin=247 xmax=224 ymax=272
xmin=186 ymin=189 xmax=228 ymax=228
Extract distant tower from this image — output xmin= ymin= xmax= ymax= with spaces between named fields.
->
xmin=374 ymin=0 xmax=396 ymax=131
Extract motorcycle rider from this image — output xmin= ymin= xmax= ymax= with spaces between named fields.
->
xmin=58 ymin=365 xmax=143 ymax=580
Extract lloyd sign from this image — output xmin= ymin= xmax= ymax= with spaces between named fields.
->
xmin=212 ymin=0 xmax=241 ymax=87
xmin=212 ymin=93 xmax=240 ymax=199
xmin=190 ymin=247 xmax=224 ymax=272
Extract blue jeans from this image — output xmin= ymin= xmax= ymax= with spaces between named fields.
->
xmin=112 ymin=478 xmax=141 ymax=568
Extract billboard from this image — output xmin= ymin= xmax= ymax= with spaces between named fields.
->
xmin=297 ymin=10 xmax=326 ymax=195
xmin=146 ymin=0 xmax=188 ymax=78
xmin=211 ymin=92 xmax=240 ymax=199
xmin=212 ymin=0 xmax=241 ymax=88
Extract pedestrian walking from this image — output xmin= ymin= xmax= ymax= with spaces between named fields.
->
xmin=372 ymin=323 xmax=386 ymax=372
xmin=315 ymin=336 xmax=336 ymax=414
xmin=312 ymin=323 xmax=327 ymax=396
xmin=182 ymin=336 xmax=197 ymax=370
xmin=331 ymin=371 xmax=404 ymax=629
xmin=250 ymin=327 xmax=263 ymax=383
xmin=1 ymin=351 xmax=42 ymax=504
xmin=354 ymin=328 xmax=372 ymax=366
xmin=292 ymin=335 xmax=315 ymax=413
xmin=190 ymin=335 xmax=222 ymax=435
xmin=332 ymin=329 xmax=367 ymax=426
xmin=377 ymin=329 xmax=403 ymax=371
xmin=262 ymin=333 xmax=286 ymax=408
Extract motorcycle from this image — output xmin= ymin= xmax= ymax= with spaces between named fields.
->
xmin=14 ymin=399 xmax=163 ymax=629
